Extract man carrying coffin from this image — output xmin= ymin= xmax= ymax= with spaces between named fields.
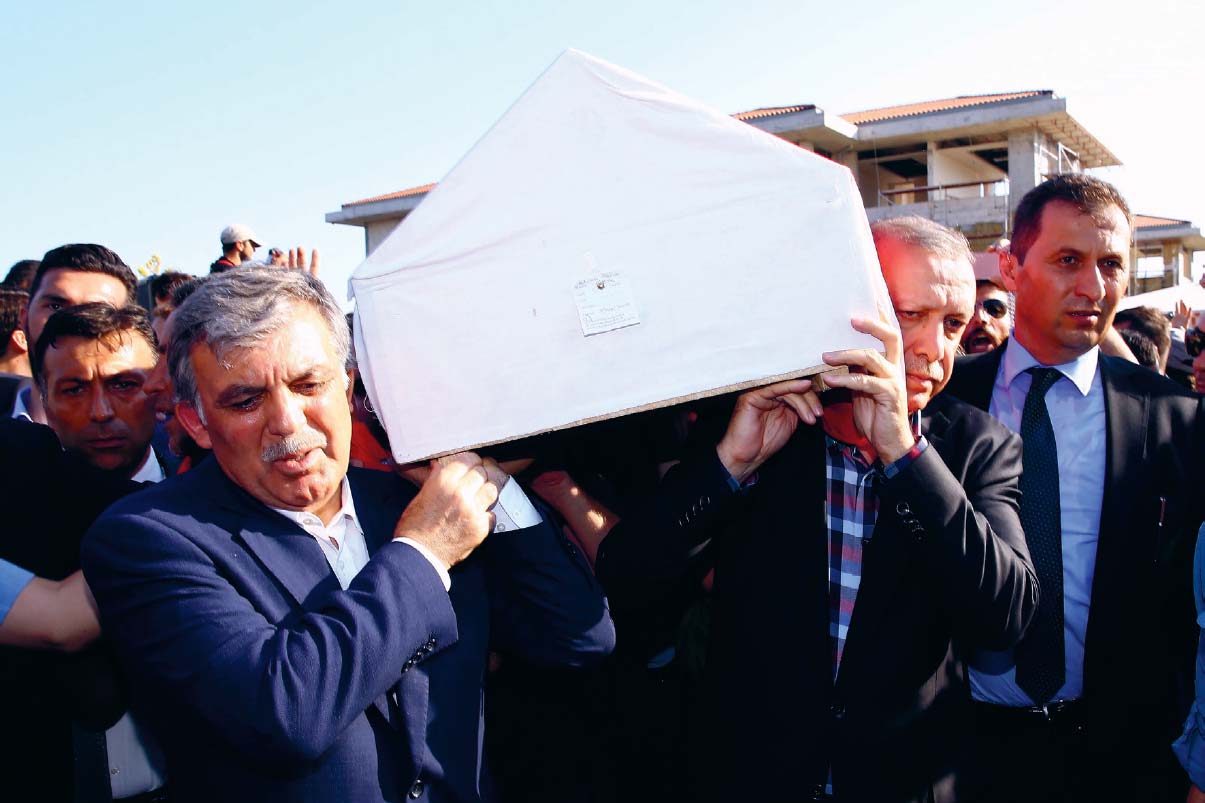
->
xmin=593 ymin=216 xmax=1038 ymax=802
xmin=82 ymin=267 xmax=615 ymax=803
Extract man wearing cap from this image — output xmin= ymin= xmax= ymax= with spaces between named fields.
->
xmin=209 ymin=224 xmax=261 ymax=273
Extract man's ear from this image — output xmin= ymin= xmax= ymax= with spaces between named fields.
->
xmin=345 ymin=370 xmax=355 ymax=407
xmin=10 ymin=327 xmax=27 ymax=356
xmin=176 ymin=401 xmax=214 ymax=450
xmin=999 ymin=251 xmax=1020 ymax=293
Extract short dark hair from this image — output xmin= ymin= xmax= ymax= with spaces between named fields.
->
xmin=149 ymin=271 xmax=193 ymax=305
xmin=1113 ymin=306 xmax=1171 ymax=365
xmin=1011 ymin=174 xmax=1132 ymax=264
xmin=0 ymin=289 xmax=29 ymax=352
xmin=29 ymin=245 xmax=137 ymax=305
xmin=2 ymin=260 xmax=40 ymax=290
xmin=1118 ymin=328 xmax=1161 ymax=372
xmin=31 ymin=303 xmax=156 ymax=394
xmin=169 ymin=277 xmax=205 ymax=309
xmin=147 ymin=268 xmax=192 ymax=306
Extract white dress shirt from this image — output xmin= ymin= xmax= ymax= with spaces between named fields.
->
xmin=970 ymin=338 xmax=1106 ymax=706
xmin=129 ymin=448 xmax=165 ymax=484
xmin=109 ymin=447 xmax=169 ymax=798
xmin=270 ymin=479 xmax=452 ymax=591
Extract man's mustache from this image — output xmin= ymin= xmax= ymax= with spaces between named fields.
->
xmin=262 ymin=432 xmax=328 ymax=462
xmin=904 ymin=357 xmax=942 ymax=383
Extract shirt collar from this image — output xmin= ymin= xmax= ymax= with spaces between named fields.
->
xmin=1001 ymin=335 xmax=1098 ymax=397
xmin=130 ymin=447 xmax=165 ymax=484
xmin=10 ymin=385 xmax=31 ymax=421
xmin=824 ymin=409 xmax=921 ymax=469
xmin=269 ymin=477 xmax=360 ymax=531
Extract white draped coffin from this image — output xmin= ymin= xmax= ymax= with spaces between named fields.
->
xmin=350 ymin=49 xmax=890 ymax=464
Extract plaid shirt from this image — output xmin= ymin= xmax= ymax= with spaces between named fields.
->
xmin=825 ymin=438 xmax=878 ymax=674
xmin=825 ymin=414 xmax=926 ymax=676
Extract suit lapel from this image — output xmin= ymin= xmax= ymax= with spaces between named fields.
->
xmin=949 ymin=343 xmax=1006 ymax=412
xmin=347 ymin=470 xmax=412 ymax=557
xmin=197 ymin=459 xmax=340 ymax=607
xmin=1085 ymin=358 xmax=1149 ymax=676
xmin=346 ymin=469 xmax=413 ymax=731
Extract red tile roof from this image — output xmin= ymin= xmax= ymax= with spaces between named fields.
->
xmin=344 ymin=183 xmax=437 ymax=207
xmin=732 ymin=104 xmax=816 ymax=121
xmin=1135 ymin=214 xmax=1190 ymax=229
xmin=840 ymin=91 xmax=1049 ymax=125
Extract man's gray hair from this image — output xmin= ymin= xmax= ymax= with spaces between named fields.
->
xmin=870 ymin=216 xmax=975 ymax=268
xmin=169 ymin=267 xmax=350 ymax=409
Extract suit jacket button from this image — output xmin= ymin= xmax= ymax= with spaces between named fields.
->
xmin=830 ymin=702 xmax=845 ymax=720
xmin=896 ymin=501 xmax=912 ymax=516
xmin=408 ymin=780 xmax=425 ymax=798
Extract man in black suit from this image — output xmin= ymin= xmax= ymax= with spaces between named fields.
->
xmin=0 ymin=417 xmax=140 ymax=801
xmin=594 ymin=216 xmax=1038 ymax=802
xmin=943 ymin=174 xmax=1205 ymax=803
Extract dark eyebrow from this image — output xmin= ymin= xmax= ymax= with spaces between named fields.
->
xmin=39 ymin=293 xmax=71 ymax=305
xmin=216 ymin=384 xmax=265 ymax=406
xmin=104 ymin=371 xmax=145 ymax=385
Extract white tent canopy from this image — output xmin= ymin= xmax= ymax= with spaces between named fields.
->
xmin=351 ymin=49 xmax=890 ymax=463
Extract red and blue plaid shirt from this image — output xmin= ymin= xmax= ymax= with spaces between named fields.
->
xmin=825 ymin=437 xmax=878 ymax=675
xmin=825 ymin=418 xmax=926 ymax=676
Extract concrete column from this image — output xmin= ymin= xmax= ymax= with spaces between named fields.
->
xmin=926 ymin=142 xmax=938 ymax=198
xmin=833 ymin=149 xmax=859 ymax=191
xmin=1007 ymin=130 xmax=1041 ymax=214
xmin=834 ymin=150 xmax=858 ymax=173
xmin=1163 ymin=242 xmax=1181 ymax=289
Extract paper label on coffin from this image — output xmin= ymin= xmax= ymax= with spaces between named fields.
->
xmin=351 ymin=49 xmax=892 ymax=465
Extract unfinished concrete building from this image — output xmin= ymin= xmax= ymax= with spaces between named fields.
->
xmin=328 ymin=90 xmax=1200 ymax=292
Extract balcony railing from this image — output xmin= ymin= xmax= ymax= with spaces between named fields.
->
xmin=877 ymin=178 xmax=1008 ymax=207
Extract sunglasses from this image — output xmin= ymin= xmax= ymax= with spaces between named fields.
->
xmin=976 ymin=298 xmax=1008 ymax=319
xmin=1187 ymin=327 xmax=1205 ymax=358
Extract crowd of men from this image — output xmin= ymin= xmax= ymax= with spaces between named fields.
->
xmin=1 ymin=174 xmax=1204 ymax=803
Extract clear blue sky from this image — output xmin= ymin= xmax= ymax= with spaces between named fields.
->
xmin=3 ymin=0 xmax=1201 ymax=300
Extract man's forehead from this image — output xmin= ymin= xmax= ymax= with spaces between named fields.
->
xmin=192 ymin=317 xmax=339 ymax=386
xmin=34 ymin=269 xmax=129 ymax=304
xmin=44 ymin=332 xmax=155 ymax=377
xmin=1041 ymin=200 xmax=1131 ymax=242
xmin=883 ymin=245 xmax=974 ymax=305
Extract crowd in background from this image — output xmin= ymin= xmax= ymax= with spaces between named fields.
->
xmin=1 ymin=173 xmax=1205 ymax=803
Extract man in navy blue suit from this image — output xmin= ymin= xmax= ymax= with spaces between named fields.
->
xmin=82 ymin=267 xmax=615 ymax=803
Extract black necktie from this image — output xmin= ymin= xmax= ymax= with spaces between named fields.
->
xmin=1015 ymin=367 xmax=1065 ymax=705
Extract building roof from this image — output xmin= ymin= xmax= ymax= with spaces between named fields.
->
xmin=839 ymin=91 xmax=1048 ymax=124
xmin=344 ymin=183 xmax=437 ymax=208
xmin=332 ymin=89 xmax=1115 ymax=213
xmin=732 ymin=103 xmax=816 ymax=122
xmin=1135 ymin=214 xmax=1191 ymax=229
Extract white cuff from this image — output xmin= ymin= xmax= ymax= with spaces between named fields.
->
xmin=396 ymin=538 xmax=452 ymax=591
xmin=492 ymin=477 xmax=542 ymax=531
